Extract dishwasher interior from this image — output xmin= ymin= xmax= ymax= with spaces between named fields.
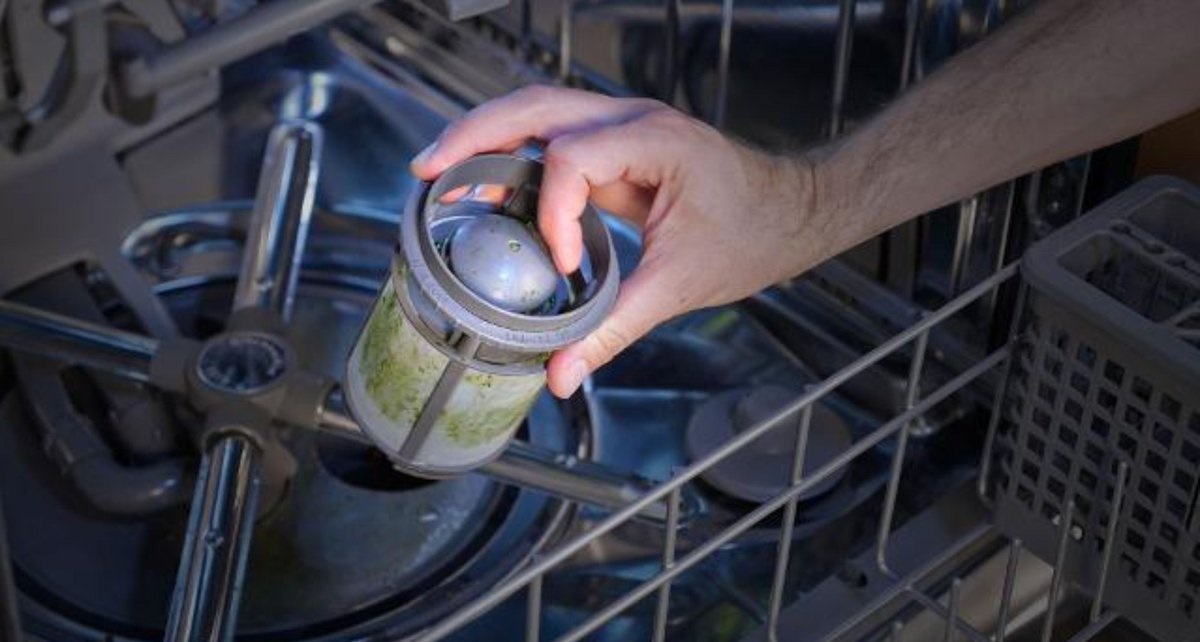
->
xmin=0 ymin=1 xmax=1174 ymax=642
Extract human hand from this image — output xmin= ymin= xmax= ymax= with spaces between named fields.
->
xmin=411 ymin=86 xmax=823 ymax=398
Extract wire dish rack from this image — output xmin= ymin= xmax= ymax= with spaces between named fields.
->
xmin=0 ymin=0 xmax=1151 ymax=640
xmin=367 ymin=0 xmax=1165 ymax=641
xmin=402 ymin=259 xmax=1153 ymax=642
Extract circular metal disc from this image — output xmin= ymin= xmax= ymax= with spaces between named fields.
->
xmin=685 ymin=385 xmax=852 ymax=503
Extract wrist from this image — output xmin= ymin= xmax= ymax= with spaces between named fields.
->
xmin=774 ymin=145 xmax=855 ymax=278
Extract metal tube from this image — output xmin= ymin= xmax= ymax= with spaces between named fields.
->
xmin=410 ymin=264 xmax=1018 ymax=642
xmin=1073 ymin=153 xmax=1092 ymax=218
xmin=317 ymin=390 xmax=686 ymax=523
xmin=943 ymin=578 xmax=962 ymax=642
xmin=713 ymin=0 xmax=734 ymax=127
xmin=164 ymin=435 xmax=262 ymax=642
xmin=549 ymin=348 xmax=1009 ymax=642
xmin=232 ymin=122 xmax=323 ymax=322
xmin=898 ymin=0 xmax=921 ymax=90
xmin=904 ymin=588 xmax=990 ymax=642
xmin=1041 ymin=501 xmax=1075 ymax=642
xmin=985 ymin=182 xmax=1018 ymax=315
xmin=994 ymin=539 xmax=1022 ymax=642
xmin=829 ymin=0 xmax=856 ymax=137
xmin=0 ymin=491 xmax=22 ymax=642
xmin=484 ymin=441 xmax=686 ymax=523
xmin=875 ymin=329 xmax=930 ymax=576
xmin=0 ymin=299 xmax=158 ymax=382
xmin=526 ymin=573 xmax=542 ymax=642
xmin=558 ymin=0 xmax=574 ymax=82
xmin=977 ymin=282 xmax=1028 ymax=504
xmin=767 ymin=403 xmax=813 ymax=642
xmin=651 ymin=487 xmax=682 ymax=642
xmin=949 ymin=197 xmax=979 ymax=295
xmin=662 ymin=0 xmax=681 ymax=103
xmin=121 ymin=0 xmax=381 ymax=97
xmin=1090 ymin=462 xmax=1128 ymax=623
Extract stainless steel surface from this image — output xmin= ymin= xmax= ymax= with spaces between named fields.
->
xmin=122 ymin=0 xmax=381 ymax=97
xmin=232 ymin=121 xmax=322 ymax=321
xmin=0 ymin=50 xmax=578 ymax=640
xmin=165 ymin=109 xmax=322 ymax=640
xmin=0 ymin=298 xmax=158 ymax=382
xmin=165 ymin=435 xmax=262 ymax=642
xmin=483 ymin=441 xmax=686 ymax=523
xmin=829 ymin=0 xmax=855 ymax=137
xmin=0 ymin=2 xmax=1145 ymax=641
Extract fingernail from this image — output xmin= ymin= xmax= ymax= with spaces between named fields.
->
xmin=412 ymin=142 xmax=437 ymax=166
xmin=560 ymin=360 xmax=589 ymax=397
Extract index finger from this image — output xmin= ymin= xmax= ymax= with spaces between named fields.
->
xmin=410 ymin=86 xmax=661 ymax=180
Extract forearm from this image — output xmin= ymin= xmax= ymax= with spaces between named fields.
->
xmin=803 ymin=0 xmax=1200 ymax=263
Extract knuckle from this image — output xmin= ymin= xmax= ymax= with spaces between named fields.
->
xmin=626 ymin=96 xmax=670 ymax=114
xmin=544 ymin=136 xmax=583 ymax=168
xmin=514 ymin=83 xmax=557 ymax=103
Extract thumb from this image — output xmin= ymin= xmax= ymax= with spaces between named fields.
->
xmin=545 ymin=266 xmax=675 ymax=398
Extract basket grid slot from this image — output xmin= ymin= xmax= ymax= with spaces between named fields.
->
xmin=998 ymin=311 xmax=1200 ymax=628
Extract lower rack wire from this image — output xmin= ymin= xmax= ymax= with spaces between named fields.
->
xmin=410 ymin=261 xmax=1125 ymax=642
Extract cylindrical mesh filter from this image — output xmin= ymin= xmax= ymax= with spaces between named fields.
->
xmin=345 ymin=154 xmax=618 ymax=476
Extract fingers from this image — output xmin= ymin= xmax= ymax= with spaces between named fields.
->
xmin=537 ymin=117 xmax=669 ymax=272
xmin=545 ymin=265 xmax=675 ymax=398
xmin=410 ymin=86 xmax=660 ymax=180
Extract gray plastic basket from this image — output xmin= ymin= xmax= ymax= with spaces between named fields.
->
xmin=993 ymin=176 xmax=1200 ymax=642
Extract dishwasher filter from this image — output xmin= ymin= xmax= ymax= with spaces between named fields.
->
xmin=345 ymin=154 xmax=618 ymax=477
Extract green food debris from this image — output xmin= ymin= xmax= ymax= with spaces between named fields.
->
xmin=441 ymin=374 xmax=541 ymax=448
xmin=360 ymin=291 xmax=441 ymax=421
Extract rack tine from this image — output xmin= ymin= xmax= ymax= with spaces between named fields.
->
xmin=713 ymin=0 xmax=734 ymax=127
xmin=943 ymin=578 xmax=962 ymax=642
xmin=1041 ymin=501 xmax=1076 ymax=642
xmin=1073 ymin=153 xmax=1092 ymax=218
xmin=978 ymin=282 xmax=1028 ymax=504
xmin=526 ymin=572 xmax=543 ymax=642
xmin=829 ymin=0 xmax=856 ymax=137
xmin=652 ymin=486 xmax=683 ymax=642
xmin=558 ymin=0 xmax=573 ymax=82
xmin=662 ymin=0 xmax=681 ymax=103
xmin=898 ymin=0 xmax=921 ymax=90
xmin=994 ymin=538 xmax=1022 ymax=642
xmin=1090 ymin=462 xmax=1128 ymax=623
xmin=876 ymin=330 xmax=930 ymax=576
xmin=766 ymin=402 xmax=814 ymax=642
xmin=519 ymin=0 xmax=532 ymax=49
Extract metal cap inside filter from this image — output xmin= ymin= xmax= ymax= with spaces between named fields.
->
xmin=449 ymin=214 xmax=559 ymax=313
xmin=399 ymin=154 xmax=619 ymax=363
